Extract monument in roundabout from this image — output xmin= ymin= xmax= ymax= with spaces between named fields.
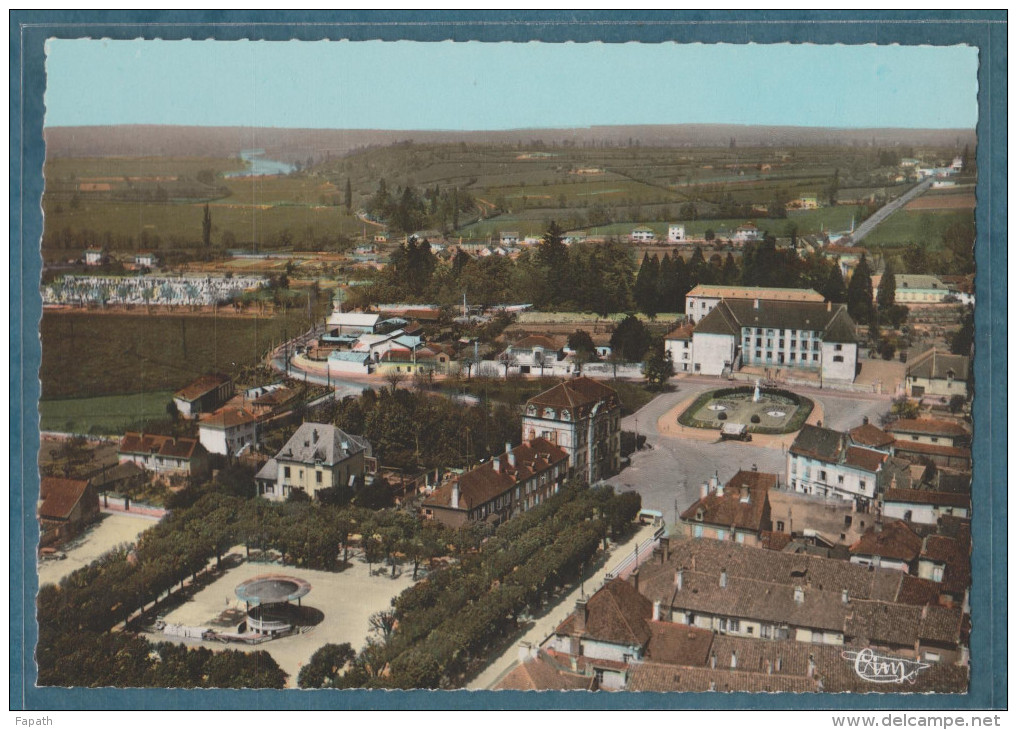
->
xmin=234 ymin=574 xmax=313 ymax=638
xmin=678 ymin=380 xmax=814 ymax=437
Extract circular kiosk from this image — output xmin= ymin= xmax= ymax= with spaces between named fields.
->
xmin=234 ymin=574 xmax=311 ymax=637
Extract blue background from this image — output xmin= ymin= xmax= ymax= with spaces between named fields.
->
xmin=9 ymin=10 xmax=1008 ymax=711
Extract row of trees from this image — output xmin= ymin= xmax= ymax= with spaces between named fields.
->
xmin=365 ymin=179 xmax=477 ymax=234
xmin=304 ymin=484 xmax=640 ymax=689
xmin=632 ymin=247 xmax=740 ymax=316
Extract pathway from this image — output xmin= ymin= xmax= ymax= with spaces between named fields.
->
xmin=466 ymin=522 xmax=660 ymax=690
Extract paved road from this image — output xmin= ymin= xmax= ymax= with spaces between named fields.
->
xmin=466 ymin=522 xmax=660 ymax=690
xmin=605 ymin=378 xmax=892 ymax=518
xmin=851 ymin=179 xmax=932 ymax=243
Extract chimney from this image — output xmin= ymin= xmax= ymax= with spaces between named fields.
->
xmin=710 ymin=652 xmax=717 ymax=669
xmin=661 ymin=537 xmax=670 ymax=562
xmin=730 ymin=651 xmax=738 ymax=669
xmin=827 ymin=300 xmax=832 ymax=312
xmin=776 ymin=655 xmax=783 ymax=672
xmin=794 ymin=585 xmax=804 ymax=604
xmin=517 ymin=641 xmax=536 ymax=664
xmin=575 ymin=597 xmax=588 ymax=633
xmin=808 ymin=655 xmax=816 ymax=678
xmin=700 ymin=483 xmax=709 ymax=500
xmin=507 ymin=444 xmax=516 ymax=467
xmin=675 ymin=568 xmax=684 ymax=591
xmin=842 ymin=588 xmax=850 ymax=604
xmin=710 ymin=473 xmax=720 ymax=494
xmin=451 ymin=483 xmax=460 ymax=510
xmin=492 ymin=456 xmax=501 ymax=472
xmin=862 ymin=416 xmax=869 ymax=426
xmin=652 ymin=600 xmax=662 ymax=622
xmin=740 ymin=485 xmax=750 ymax=503
xmin=631 ymin=568 xmax=640 ymax=592
xmin=754 ymin=298 xmax=760 ymax=309
xmin=719 ymin=569 xmax=728 ymax=588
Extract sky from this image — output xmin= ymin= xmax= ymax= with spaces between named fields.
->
xmin=44 ymin=40 xmax=979 ymax=130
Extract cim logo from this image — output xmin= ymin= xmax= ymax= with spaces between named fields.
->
xmin=842 ymin=648 xmax=931 ymax=684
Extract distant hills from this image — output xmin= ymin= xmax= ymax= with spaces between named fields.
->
xmin=44 ymin=124 xmax=976 ymax=162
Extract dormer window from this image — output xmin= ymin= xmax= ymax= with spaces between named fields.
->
xmin=543 ymin=407 xmax=556 ymax=419
xmin=561 ymin=409 xmax=570 ymax=421
xmin=526 ymin=405 xmax=537 ymax=417
xmin=696 ymin=509 xmax=704 ymax=522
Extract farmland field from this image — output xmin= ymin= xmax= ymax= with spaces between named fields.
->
xmin=860 ymin=208 xmax=973 ymax=248
xmin=40 ymin=390 xmax=175 ymax=435
xmin=40 ymin=305 xmax=327 ymax=399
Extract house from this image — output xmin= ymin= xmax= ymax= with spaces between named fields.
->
xmin=327 ymin=349 xmax=373 ymax=375
xmin=886 ymin=419 xmax=970 ymax=449
xmin=375 ymin=343 xmax=454 ymax=376
xmin=638 ymin=539 xmax=965 ymax=664
xmin=848 ymin=520 xmax=924 ymax=572
xmin=677 ymin=470 xmax=776 ymax=546
xmin=630 ymin=226 xmax=655 ymax=243
xmin=684 ymin=285 xmax=825 ymax=323
xmin=255 ymin=422 xmax=371 ymax=503
xmin=118 ymin=432 xmax=210 ymax=478
xmin=245 ymin=384 xmax=300 ymax=419
xmin=326 ymin=311 xmax=382 ymax=334
xmin=882 ymin=487 xmax=970 ymax=526
xmin=892 ymin=440 xmax=972 ymax=471
xmin=421 ymin=438 xmax=569 ymax=528
xmin=134 ymin=252 xmax=159 ymax=268
xmin=500 ymin=231 xmax=520 ymax=246
xmin=499 ymin=334 xmax=564 ymax=375
xmin=667 ymin=224 xmax=686 ymax=243
xmin=848 ymin=422 xmax=896 ymax=451
xmin=663 ymin=323 xmax=694 ymax=372
xmin=522 ymin=376 xmax=622 ymax=485
xmin=197 ymin=407 xmax=258 ymax=457
xmin=547 ymin=578 xmax=653 ymax=689
xmin=894 ymin=275 xmax=955 ymax=304
xmin=691 ymin=299 xmax=858 ymax=382
xmin=89 ymin=461 xmax=146 ymax=497
xmin=38 ymin=477 xmax=100 ymax=547
xmin=917 ymin=532 xmax=971 ymax=610
xmin=372 ymin=231 xmax=390 ymax=243
xmin=732 ymin=223 xmax=760 ymax=243
xmin=84 ymin=248 xmax=107 ymax=266
xmin=495 ymin=650 xmax=596 ymax=691
xmin=173 ymin=373 xmax=234 ymax=418
xmin=904 ymin=348 xmax=970 ymax=400
xmin=787 ymin=424 xmax=893 ymax=509
xmin=796 ymin=194 xmax=819 ymax=210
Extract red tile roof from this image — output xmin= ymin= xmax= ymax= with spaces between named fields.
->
xmin=665 ymin=324 xmax=695 ymax=341
xmin=555 ymin=578 xmax=653 ymax=647
xmin=526 ymin=376 xmax=619 ymax=412
xmin=893 ymin=441 xmax=972 ymax=460
xmin=680 ymin=470 xmax=775 ymax=532
xmin=494 ymin=654 xmax=595 ymax=691
xmin=887 ymin=419 xmax=970 ymax=439
xmin=644 ymin=622 xmax=714 ymax=666
xmin=119 ymin=432 xmax=203 ymax=460
xmin=883 ymin=488 xmax=970 ymax=509
xmin=849 ymin=521 xmax=923 ymax=563
xmin=174 ymin=373 xmax=230 ymax=402
xmin=199 ymin=407 xmax=256 ymax=429
xmin=844 ymin=446 xmax=889 ymax=473
xmin=423 ymin=438 xmax=567 ymax=512
xmin=39 ymin=477 xmax=93 ymax=521
xmin=849 ymin=423 xmax=895 ymax=449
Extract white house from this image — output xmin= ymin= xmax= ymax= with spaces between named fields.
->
xmin=326 ymin=311 xmax=381 ymax=334
xmin=500 ymin=334 xmax=563 ymax=375
xmin=664 ymin=324 xmax=694 ymax=373
xmin=904 ymin=348 xmax=970 ymax=400
xmin=118 ymin=432 xmax=209 ymax=478
xmin=787 ymin=424 xmax=892 ymax=509
xmin=500 ymin=231 xmax=520 ymax=246
xmin=732 ymin=223 xmax=761 ymax=243
xmin=328 ymin=349 xmax=373 ymax=374
xmin=630 ymin=227 xmax=655 ymax=243
xmin=134 ymin=252 xmax=159 ymax=268
xmin=84 ymin=248 xmax=107 ymax=266
xmin=882 ymin=487 xmax=970 ymax=526
xmin=198 ymin=407 xmax=258 ymax=457
xmin=667 ymin=224 xmax=686 ymax=243
xmin=255 ymin=423 xmax=371 ymax=502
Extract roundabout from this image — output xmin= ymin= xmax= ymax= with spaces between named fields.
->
xmin=677 ymin=381 xmax=815 ymax=436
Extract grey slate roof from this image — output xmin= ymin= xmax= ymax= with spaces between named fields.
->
xmin=789 ymin=424 xmax=846 ymax=461
xmin=693 ymin=299 xmax=857 ymax=343
xmin=274 ymin=422 xmax=371 ymax=466
xmin=906 ymin=348 xmax=970 ymax=381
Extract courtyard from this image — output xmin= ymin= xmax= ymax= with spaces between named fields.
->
xmin=153 ymin=550 xmax=416 ymax=687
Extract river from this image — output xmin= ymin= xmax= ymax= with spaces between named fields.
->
xmin=225 ymin=149 xmax=295 ymax=178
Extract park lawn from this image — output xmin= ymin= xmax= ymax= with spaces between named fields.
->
xmin=40 ymin=304 xmax=327 ymax=400
xmin=40 ymin=390 xmax=176 ymax=435
xmin=860 ymin=208 xmax=973 ymax=248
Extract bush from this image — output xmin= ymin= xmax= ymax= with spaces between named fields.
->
xmin=750 ymin=414 xmax=761 ymax=424
xmin=718 ymin=412 xmax=728 ymax=421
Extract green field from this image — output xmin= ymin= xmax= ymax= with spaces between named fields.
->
xmin=40 ymin=305 xmax=326 ymax=399
xmin=40 ymin=391 xmax=175 ymax=435
xmin=860 ymin=209 xmax=973 ymax=248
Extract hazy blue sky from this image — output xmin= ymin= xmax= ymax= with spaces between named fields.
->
xmin=44 ymin=39 xmax=978 ymax=130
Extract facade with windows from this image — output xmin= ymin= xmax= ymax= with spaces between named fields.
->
xmin=255 ymin=422 xmax=370 ymax=502
xmin=692 ymin=299 xmax=858 ymax=382
xmin=422 ymin=438 xmax=568 ymax=528
xmin=521 ymin=376 xmax=622 ymax=485
xmin=787 ymin=424 xmax=892 ymax=508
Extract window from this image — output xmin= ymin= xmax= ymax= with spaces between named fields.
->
xmin=767 ymin=339 xmax=773 ymax=348
xmin=746 ymin=626 xmax=754 ymax=635
xmin=833 ymin=355 xmax=844 ymax=362
xmin=924 ymin=652 xmax=941 ymax=663
xmin=316 ymin=471 xmax=322 ymax=484
xmin=779 ymin=339 xmax=785 ymax=348
xmin=755 ymin=350 xmax=762 ymax=360
xmin=859 ymin=479 xmax=867 ymax=491
xmin=761 ymin=625 xmax=771 ymax=639
xmin=931 ymin=437 xmax=939 ymax=443
xmin=835 ymin=344 xmax=843 ymax=351
xmin=813 ymin=354 xmax=820 ymax=362
xmin=838 ymin=475 xmax=844 ymax=484
xmin=756 ymin=337 xmax=762 ymax=347
xmin=819 ymin=470 xmax=827 ymax=481
xmin=284 ymin=466 xmax=291 ymax=479
xmin=694 ymin=525 xmax=704 ymax=538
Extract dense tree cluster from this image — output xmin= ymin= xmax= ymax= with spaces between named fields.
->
xmin=326 ymin=484 xmax=641 ymax=689
xmin=364 ymin=178 xmax=476 ymax=234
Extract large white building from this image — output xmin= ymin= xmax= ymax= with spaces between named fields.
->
xmin=197 ymin=407 xmax=258 ymax=457
xmin=787 ymin=424 xmax=894 ymax=510
xmin=684 ymin=285 xmax=825 ymax=325
xmin=522 ymin=377 xmax=621 ymax=486
xmin=685 ymin=299 xmax=858 ymax=382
